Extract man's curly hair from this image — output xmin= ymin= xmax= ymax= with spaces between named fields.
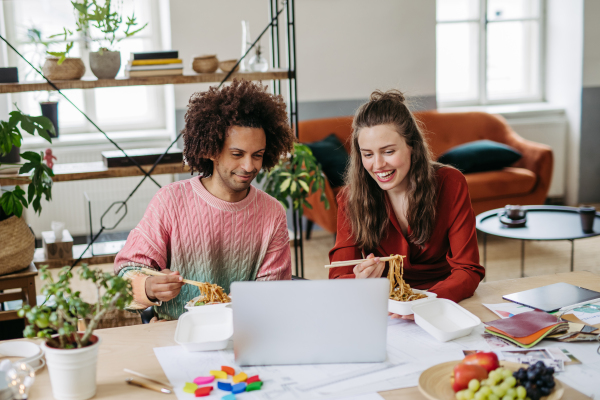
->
xmin=183 ymin=79 xmax=295 ymax=177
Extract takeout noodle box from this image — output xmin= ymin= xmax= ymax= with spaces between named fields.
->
xmin=174 ymin=308 xmax=233 ymax=351
xmin=388 ymin=289 xmax=437 ymax=315
xmin=184 ymin=302 xmax=231 ymax=313
xmin=412 ymin=298 xmax=481 ymax=342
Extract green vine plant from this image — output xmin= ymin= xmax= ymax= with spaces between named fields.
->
xmin=46 ymin=27 xmax=74 ymax=65
xmin=19 ymin=265 xmax=133 ymax=349
xmin=72 ymin=0 xmax=148 ymax=54
xmin=0 ymin=107 xmax=55 ymax=220
xmin=257 ymin=143 xmax=330 ymax=217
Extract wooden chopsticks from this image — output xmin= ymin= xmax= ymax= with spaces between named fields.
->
xmin=324 ymin=256 xmax=398 ymax=268
xmin=140 ymin=268 xmax=205 ymax=288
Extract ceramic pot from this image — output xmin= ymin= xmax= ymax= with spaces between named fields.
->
xmin=192 ymin=55 xmax=219 ymax=73
xmin=42 ymin=335 xmax=101 ymax=400
xmin=89 ymin=50 xmax=121 ymax=79
xmin=42 ymin=57 xmax=85 ymax=81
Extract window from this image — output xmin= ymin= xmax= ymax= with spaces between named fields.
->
xmin=2 ymin=0 xmax=166 ymax=134
xmin=436 ymin=0 xmax=544 ymax=105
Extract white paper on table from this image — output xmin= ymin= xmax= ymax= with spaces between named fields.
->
xmin=483 ymin=303 xmax=535 ymax=319
xmin=570 ymin=303 xmax=600 ymax=325
xmin=153 ymin=318 xmax=492 ymax=400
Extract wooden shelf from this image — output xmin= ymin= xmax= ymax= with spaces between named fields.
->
xmin=0 ymin=70 xmax=291 ymax=93
xmin=33 ymin=241 xmax=124 ymax=269
xmin=0 ymin=161 xmax=189 ymax=186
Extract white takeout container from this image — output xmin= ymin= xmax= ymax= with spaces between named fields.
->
xmin=174 ymin=308 xmax=233 ymax=351
xmin=411 ymin=298 xmax=481 ymax=342
xmin=388 ymin=289 xmax=437 ymax=315
xmin=184 ymin=302 xmax=231 ymax=313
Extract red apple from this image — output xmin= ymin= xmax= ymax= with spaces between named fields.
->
xmin=462 ymin=351 xmax=500 ymax=373
xmin=452 ymin=363 xmax=488 ymax=392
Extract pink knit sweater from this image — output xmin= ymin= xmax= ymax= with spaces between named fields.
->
xmin=114 ymin=176 xmax=291 ymax=319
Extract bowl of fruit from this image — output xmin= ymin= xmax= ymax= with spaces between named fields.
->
xmin=418 ymin=351 xmax=563 ymax=400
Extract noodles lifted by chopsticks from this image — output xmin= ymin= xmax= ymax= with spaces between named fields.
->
xmin=188 ymin=282 xmax=231 ymax=306
xmin=387 ymin=254 xmax=427 ymax=302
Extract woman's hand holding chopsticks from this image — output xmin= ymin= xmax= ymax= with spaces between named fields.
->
xmin=353 ymin=253 xmax=385 ymax=279
xmin=145 ymin=269 xmax=184 ymax=302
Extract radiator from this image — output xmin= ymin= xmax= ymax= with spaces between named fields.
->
xmin=24 ymin=144 xmax=175 ymax=238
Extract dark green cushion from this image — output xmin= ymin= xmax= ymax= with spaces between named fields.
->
xmin=438 ymin=140 xmax=522 ymax=173
xmin=305 ymin=134 xmax=348 ymax=188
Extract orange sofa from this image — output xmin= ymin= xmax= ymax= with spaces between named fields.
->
xmin=298 ymin=111 xmax=553 ymax=234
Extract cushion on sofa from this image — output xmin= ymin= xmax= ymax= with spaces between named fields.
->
xmin=465 ymin=167 xmax=537 ymax=201
xmin=438 ymin=140 xmax=522 ymax=173
xmin=304 ymin=134 xmax=349 ymax=188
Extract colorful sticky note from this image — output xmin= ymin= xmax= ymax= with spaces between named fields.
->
xmin=221 ymin=365 xmax=235 ymax=376
xmin=246 ymin=375 xmax=260 ymax=384
xmin=232 ymin=382 xmax=247 ymax=394
xmin=193 ymin=376 xmax=215 ymax=385
xmin=246 ymin=381 xmax=263 ymax=391
xmin=217 ymin=381 xmax=232 ymax=392
xmin=232 ymin=372 xmax=247 ymax=384
xmin=222 ymin=395 xmax=236 ymax=400
xmin=194 ymin=386 xmax=212 ymax=397
xmin=183 ymin=382 xmax=198 ymax=393
xmin=210 ymin=370 xmax=228 ymax=380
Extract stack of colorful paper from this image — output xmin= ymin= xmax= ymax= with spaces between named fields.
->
xmin=125 ymin=50 xmax=183 ymax=78
xmin=484 ymin=310 xmax=568 ymax=348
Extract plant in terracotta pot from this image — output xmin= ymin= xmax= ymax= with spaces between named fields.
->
xmin=0 ymin=108 xmax=55 ymax=275
xmin=72 ymin=0 xmax=148 ymax=79
xmin=19 ymin=264 xmax=133 ymax=400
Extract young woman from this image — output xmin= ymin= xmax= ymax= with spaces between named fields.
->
xmin=329 ymin=90 xmax=485 ymax=315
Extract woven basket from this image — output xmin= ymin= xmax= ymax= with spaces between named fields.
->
xmin=42 ymin=57 xmax=86 ymax=80
xmin=192 ymin=55 xmax=219 ymax=73
xmin=0 ymin=215 xmax=35 ymax=276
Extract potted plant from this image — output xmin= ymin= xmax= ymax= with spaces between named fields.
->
xmin=43 ymin=28 xmax=85 ymax=80
xmin=72 ymin=0 xmax=147 ymax=79
xmin=0 ymin=108 xmax=55 ymax=275
xmin=19 ymin=264 xmax=133 ymax=400
xmin=257 ymin=142 xmax=330 ymax=218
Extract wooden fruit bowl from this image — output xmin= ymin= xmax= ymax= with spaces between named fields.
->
xmin=418 ymin=360 xmax=564 ymax=400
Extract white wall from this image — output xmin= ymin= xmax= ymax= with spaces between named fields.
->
xmin=583 ymin=0 xmax=600 ymax=88
xmin=545 ymin=0 xmax=584 ymax=205
xmin=169 ymin=0 xmax=436 ymax=109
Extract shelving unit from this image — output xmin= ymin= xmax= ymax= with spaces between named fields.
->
xmin=0 ymin=0 xmax=302 ymax=274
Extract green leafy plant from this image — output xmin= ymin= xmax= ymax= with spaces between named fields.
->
xmin=0 ymin=108 xmax=55 ymax=220
xmin=257 ymin=143 xmax=330 ymax=216
xmin=18 ymin=264 xmax=133 ymax=349
xmin=72 ymin=0 xmax=148 ymax=53
xmin=46 ymin=28 xmax=75 ymax=65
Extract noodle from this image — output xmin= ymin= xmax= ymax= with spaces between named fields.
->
xmin=187 ymin=282 xmax=231 ymax=306
xmin=387 ymin=254 xmax=428 ymax=302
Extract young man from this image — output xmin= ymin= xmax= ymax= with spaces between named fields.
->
xmin=114 ymin=80 xmax=295 ymax=320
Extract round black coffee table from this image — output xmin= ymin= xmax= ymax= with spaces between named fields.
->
xmin=476 ymin=205 xmax=600 ymax=277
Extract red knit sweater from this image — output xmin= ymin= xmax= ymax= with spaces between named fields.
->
xmin=329 ymin=167 xmax=484 ymax=303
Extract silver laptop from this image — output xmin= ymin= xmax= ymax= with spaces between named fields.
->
xmin=231 ymin=278 xmax=389 ymax=366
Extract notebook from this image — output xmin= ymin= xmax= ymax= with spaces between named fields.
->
xmin=502 ymin=282 xmax=600 ymax=313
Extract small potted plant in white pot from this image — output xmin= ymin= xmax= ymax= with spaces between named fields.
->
xmin=72 ymin=0 xmax=147 ymax=79
xmin=19 ymin=264 xmax=133 ymax=400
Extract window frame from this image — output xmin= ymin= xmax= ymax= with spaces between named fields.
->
xmin=1 ymin=0 xmax=168 ymax=135
xmin=436 ymin=0 xmax=546 ymax=107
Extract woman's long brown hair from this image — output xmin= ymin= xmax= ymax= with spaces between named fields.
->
xmin=345 ymin=89 xmax=439 ymax=250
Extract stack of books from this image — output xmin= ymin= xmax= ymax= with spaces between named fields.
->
xmin=125 ymin=50 xmax=183 ymax=78
xmin=484 ymin=310 xmax=568 ymax=348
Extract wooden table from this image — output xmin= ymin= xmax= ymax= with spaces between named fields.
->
xmin=0 ymin=263 xmax=37 ymax=322
xmin=16 ymin=271 xmax=600 ymax=399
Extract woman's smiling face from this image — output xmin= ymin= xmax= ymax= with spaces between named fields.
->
xmin=357 ymin=124 xmax=412 ymax=192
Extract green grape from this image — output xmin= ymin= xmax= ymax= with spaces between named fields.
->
xmin=506 ymin=388 xmax=516 ymax=398
xmin=463 ymin=389 xmax=475 ymax=400
xmin=481 ymin=379 xmax=489 ymax=386
xmin=474 ymin=391 xmax=487 ymax=400
xmin=488 ymin=394 xmax=500 ymax=400
xmin=488 ymin=371 xmax=501 ymax=384
xmin=492 ymin=386 xmax=507 ymax=398
xmin=504 ymin=376 xmax=517 ymax=388
xmin=516 ymin=386 xmax=526 ymax=399
xmin=456 ymin=390 xmax=466 ymax=400
xmin=480 ymin=386 xmax=492 ymax=397
xmin=501 ymin=395 xmax=515 ymax=400
xmin=469 ymin=379 xmax=481 ymax=392
xmin=502 ymin=369 xmax=513 ymax=379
